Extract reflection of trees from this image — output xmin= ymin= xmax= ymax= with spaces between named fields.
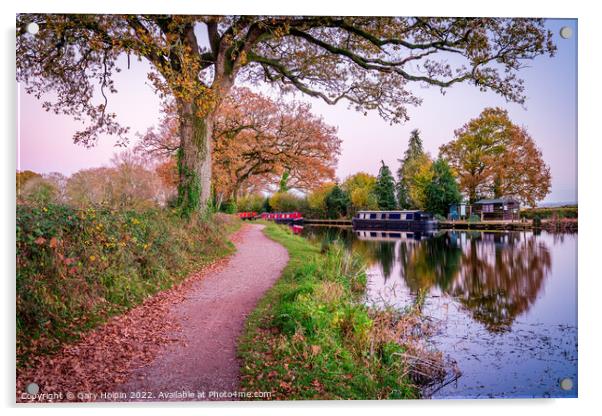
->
xmin=392 ymin=231 xmax=551 ymax=332
xmin=450 ymin=232 xmax=551 ymax=332
xmin=376 ymin=241 xmax=396 ymax=280
xmin=349 ymin=239 xmax=396 ymax=279
xmin=400 ymin=233 xmax=462 ymax=293
xmin=304 ymin=226 xmax=553 ymax=333
xmin=303 ymin=226 xmax=354 ymax=249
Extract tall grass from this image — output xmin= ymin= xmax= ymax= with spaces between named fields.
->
xmin=16 ymin=204 xmax=239 ymax=366
xmin=238 ymin=223 xmax=420 ymax=399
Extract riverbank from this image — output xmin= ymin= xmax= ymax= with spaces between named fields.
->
xmin=16 ymin=205 xmax=241 ymax=368
xmin=16 ymin=222 xmax=288 ymax=402
xmin=238 ymin=222 xmax=442 ymax=400
xmin=299 ymin=225 xmax=578 ymax=398
xmin=303 ymin=217 xmax=577 ymax=232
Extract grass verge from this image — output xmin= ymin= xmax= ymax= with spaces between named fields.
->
xmin=238 ymin=222 xmax=425 ymax=400
xmin=16 ymin=204 xmax=240 ymax=366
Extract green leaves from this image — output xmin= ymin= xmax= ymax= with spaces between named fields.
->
xmin=424 ymin=159 xmax=462 ymax=217
xmin=16 ymin=204 xmax=236 ymax=366
xmin=375 ymin=161 xmax=397 ymax=210
xmin=239 ymin=223 xmax=419 ymax=399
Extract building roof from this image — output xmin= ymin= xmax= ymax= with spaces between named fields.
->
xmin=474 ymin=197 xmax=519 ymax=204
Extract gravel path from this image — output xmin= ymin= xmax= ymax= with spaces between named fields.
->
xmin=117 ymin=223 xmax=288 ymax=401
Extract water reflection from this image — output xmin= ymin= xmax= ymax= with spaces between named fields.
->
xmin=300 ymin=226 xmax=577 ymax=398
xmin=451 ymin=233 xmax=551 ymax=332
xmin=301 ymin=228 xmax=552 ymax=331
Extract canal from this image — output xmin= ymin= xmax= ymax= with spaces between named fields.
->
xmin=300 ymin=226 xmax=578 ymax=399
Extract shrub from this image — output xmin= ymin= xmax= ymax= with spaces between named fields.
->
xmin=16 ymin=204 xmax=239 ymax=365
xmin=306 ymin=183 xmax=335 ymax=218
xmin=237 ymin=193 xmax=265 ymax=212
xmin=220 ymin=200 xmax=237 ymax=214
xmin=521 ymin=206 xmax=577 ymax=220
xmin=269 ymin=192 xmax=307 ymax=212
xmin=19 ymin=177 xmax=59 ymax=206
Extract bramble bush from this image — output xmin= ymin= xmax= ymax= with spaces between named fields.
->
xmin=16 ymin=204 xmax=238 ymax=366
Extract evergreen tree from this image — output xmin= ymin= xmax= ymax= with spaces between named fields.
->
xmin=325 ymin=184 xmax=350 ymax=219
xmin=262 ymin=196 xmax=272 ymax=213
xmin=375 ymin=161 xmax=397 ymax=210
xmin=278 ymin=171 xmax=290 ymax=193
xmin=424 ymin=158 xmax=462 ymax=217
xmin=397 ymin=129 xmax=425 ymax=208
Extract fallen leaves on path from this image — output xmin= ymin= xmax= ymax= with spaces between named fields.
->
xmin=15 ymin=231 xmax=243 ymax=403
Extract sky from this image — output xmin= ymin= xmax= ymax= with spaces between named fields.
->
xmin=17 ymin=18 xmax=578 ymax=204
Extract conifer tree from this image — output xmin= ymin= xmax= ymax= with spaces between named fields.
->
xmin=424 ymin=158 xmax=462 ymax=216
xmin=397 ymin=129 xmax=425 ymax=208
xmin=375 ymin=161 xmax=397 ymax=210
xmin=325 ymin=184 xmax=350 ymax=219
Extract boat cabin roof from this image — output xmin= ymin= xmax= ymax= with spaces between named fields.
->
xmin=357 ymin=210 xmax=423 ymax=214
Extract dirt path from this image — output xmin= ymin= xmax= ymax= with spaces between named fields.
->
xmin=116 ymin=223 xmax=288 ymax=401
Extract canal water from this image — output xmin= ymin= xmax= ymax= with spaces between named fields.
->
xmin=300 ymin=226 xmax=578 ymax=399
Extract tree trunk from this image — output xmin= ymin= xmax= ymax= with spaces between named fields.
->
xmin=176 ymin=99 xmax=213 ymax=217
xmin=492 ymin=176 xmax=503 ymax=199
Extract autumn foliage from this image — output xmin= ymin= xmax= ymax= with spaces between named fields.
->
xmin=17 ymin=14 xmax=556 ymax=212
xmin=440 ymin=107 xmax=551 ymax=206
xmin=138 ymin=88 xmax=341 ymax=203
xmin=16 ymin=205 xmax=238 ymax=368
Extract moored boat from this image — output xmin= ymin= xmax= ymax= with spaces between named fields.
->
xmin=237 ymin=211 xmax=258 ymax=220
xmin=352 ymin=210 xmax=437 ymax=231
xmin=260 ymin=211 xmax=304 ymax=225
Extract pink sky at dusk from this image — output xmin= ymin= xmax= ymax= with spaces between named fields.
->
xmin=17 ymin=19 xmax=577 ymax=204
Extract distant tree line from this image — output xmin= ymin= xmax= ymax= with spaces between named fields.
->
xmin=19 ymin=107 xmax=551 ymax=219
xmin=17 ymin=151 xmax=173 ymax=211
xmin=235 ymin=107 xmax=551 ymax=219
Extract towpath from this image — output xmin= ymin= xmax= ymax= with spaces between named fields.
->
xmin=117 ymin=223 xmax=288 ymax=401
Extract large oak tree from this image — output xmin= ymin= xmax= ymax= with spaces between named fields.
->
xmin=137 ymin=87 xmax=340 ymax=203
xmin=17 ymin=15 xmax=555 ymax=216
xmin=212 ymin=88 xmax=340 ymax=200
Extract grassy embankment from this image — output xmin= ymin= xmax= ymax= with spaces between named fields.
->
xmin=520 ymin=206 xmax=578 ymax=220
xmin=238 ymin=222 xmax=430 ymax=400
xmin=16 ymin=204 xmax=240 ymax=366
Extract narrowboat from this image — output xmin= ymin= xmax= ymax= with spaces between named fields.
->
xmin=237 ymin=211 xmax=258 ymax=220
xmin=260 ymin=212 xmax=304 ymax=225
xmin=352 ymin=210 xmax=437 ymax=231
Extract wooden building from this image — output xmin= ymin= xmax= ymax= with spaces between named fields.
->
xmin=472 ymin=197 xmax=520 ymax=221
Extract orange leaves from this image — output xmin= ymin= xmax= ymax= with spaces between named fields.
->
xmin=16 ymin=256 xmax=231 ymax=403
xmin=212 ymin=87 xmax=340 ymax=197
xmin=440 ymin=107 xmax=551 ymax=205
xmin=139 ymin=86 xmax=341 ymax=200
xmin=279 ymin=381 xmax=292 ymax=392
